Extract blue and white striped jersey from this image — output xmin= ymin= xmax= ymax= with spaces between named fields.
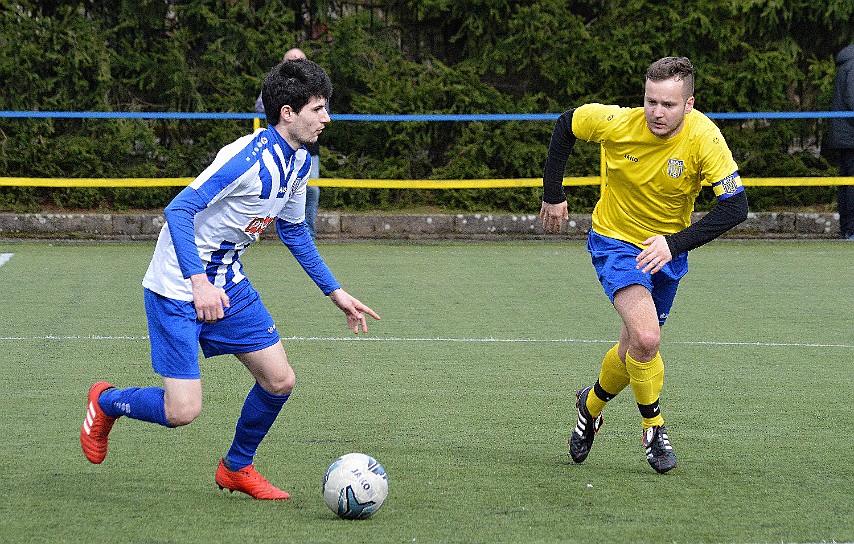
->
xmin=143 ymin=126 xmax=312 ymax=301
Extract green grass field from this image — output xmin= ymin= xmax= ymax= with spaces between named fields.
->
xmin=1 ymin=239 xmax=852 ymax=543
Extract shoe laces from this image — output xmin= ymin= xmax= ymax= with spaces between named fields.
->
xmin=239 ymin=465 xmax=273 ymax=485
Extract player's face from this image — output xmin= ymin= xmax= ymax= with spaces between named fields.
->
xmin=280 ymin=96 xmax=330 ymax=149
xmin=643 ymin=77 xmax=694 ymax=139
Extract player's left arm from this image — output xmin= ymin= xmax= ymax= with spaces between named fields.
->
xmin=275 ymin=218 xmax=380 ymax=333
xmin=666 ymin=125 xmax=749 ymax=257
xmin=637 ymin=188 xmax=747 ymax=274
xmin=276 ymin=218 xmax=340 ymax=295
xmin=664 ymin=183 xmax=748 ymax=257
xmin=638 ymin=126 xmax=749 ymax=274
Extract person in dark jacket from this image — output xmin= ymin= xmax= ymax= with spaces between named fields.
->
xmin=826 ymin=44 xmax=854 ymax=239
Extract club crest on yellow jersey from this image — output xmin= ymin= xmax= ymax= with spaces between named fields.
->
xmin=666 ymin=159 xmax=684 ymax=178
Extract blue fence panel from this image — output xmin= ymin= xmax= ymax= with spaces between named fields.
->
xmin=2 ymin=111 xmax=854 ymax=121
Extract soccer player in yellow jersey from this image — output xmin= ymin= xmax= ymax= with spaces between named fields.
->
xmin=539 ymin=57 xmax=748 ymax=474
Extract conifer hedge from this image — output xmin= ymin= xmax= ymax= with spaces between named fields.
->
xmin=1 ymin=0 xmax=852 ymax=213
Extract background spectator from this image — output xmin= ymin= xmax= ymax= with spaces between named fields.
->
xmin=827 ymin=44 xmax=854 ymax=239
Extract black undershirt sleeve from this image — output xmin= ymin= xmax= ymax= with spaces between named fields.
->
xmin=664 ymin=190 xmax=749 ymax=256
xmin=542 ymin=109 xmax=577 ymax=204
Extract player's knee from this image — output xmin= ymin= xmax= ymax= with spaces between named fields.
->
xmin=264 ymin=369 xmax=296 ymax=396
xmin=165 ymin=398 xmax=202 ymax=427
xmin=632 ymin=329 xmax=661 ymax=359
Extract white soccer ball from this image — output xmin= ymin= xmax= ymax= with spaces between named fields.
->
xmin=322 ymin=453 xmax=388 ymax=519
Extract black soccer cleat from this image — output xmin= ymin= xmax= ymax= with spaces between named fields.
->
xmin=568 ymin=386 xmax=603 ymax=463
xmin=643 ymin=424 xmax=677 ymax=474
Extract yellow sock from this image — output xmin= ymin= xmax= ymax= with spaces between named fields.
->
xmin=625 ymin=351 xmax=665 ymax=429
xmin=585 ymin=343 xmax=630 ymax=417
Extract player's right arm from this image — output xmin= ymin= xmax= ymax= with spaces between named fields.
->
xmin=540 ymin=109 xmax=577 ymax=233
xmin=163 ymin=186 xmax=230 ymax=321
xmin=189 ymin=273 xmax=230 ymax=322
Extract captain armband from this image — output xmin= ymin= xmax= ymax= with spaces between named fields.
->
xmin=711 ymin=171 xmax=744 ymax=200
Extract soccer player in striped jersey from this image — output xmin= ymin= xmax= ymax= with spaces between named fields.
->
xmin=81 ymin=58 xmax=380 ymax=499
xmin=539 ymin=57 xmax=748 ymax=474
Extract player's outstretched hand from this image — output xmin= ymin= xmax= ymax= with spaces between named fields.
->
xmin=328 ymin=288 xmax=381 ymax=334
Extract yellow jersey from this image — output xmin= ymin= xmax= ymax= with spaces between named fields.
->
xmin=572 ymin=103 xmax=741 ymax=247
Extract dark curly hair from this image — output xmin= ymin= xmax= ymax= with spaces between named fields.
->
xmin=261 ymin=58 xmax=332 ymax=126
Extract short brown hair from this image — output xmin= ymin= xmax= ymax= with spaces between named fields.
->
xmin=646 ymin=57 xmax=695 ymax=98
xmin=261 ymin=58 xmax=332 ymax=126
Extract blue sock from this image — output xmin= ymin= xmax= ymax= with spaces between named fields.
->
xmin=225 ymin=383 xmax=290 ymax=470
xmin=98 ymin=386 xmax=172 ymax=427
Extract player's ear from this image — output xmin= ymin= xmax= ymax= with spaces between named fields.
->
xmin=684 ymin=96 xmax=695 ymax=115
xmin=280 ymin=104 xmax=292 ymax=121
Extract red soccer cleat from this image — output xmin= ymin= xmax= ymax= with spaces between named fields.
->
xmin=215 ymin=459 xmax=291 ymax=500
xmin=80 ymin=381 xmax=118 ymax=464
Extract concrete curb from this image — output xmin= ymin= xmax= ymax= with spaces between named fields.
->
xmin=0 ymin=211 xmax=843 ymax=240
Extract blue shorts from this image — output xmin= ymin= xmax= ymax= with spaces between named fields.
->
xmin=143 ymin=280 xmax=281 ymax=379
xmin=587 ymin=230 xmax=689 ymax=326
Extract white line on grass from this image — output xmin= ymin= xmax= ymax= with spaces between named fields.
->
xmin=0 ymin=334 xmax=851 ymax=349
xmin=0 ymin=253 xmax=13 ymax=267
